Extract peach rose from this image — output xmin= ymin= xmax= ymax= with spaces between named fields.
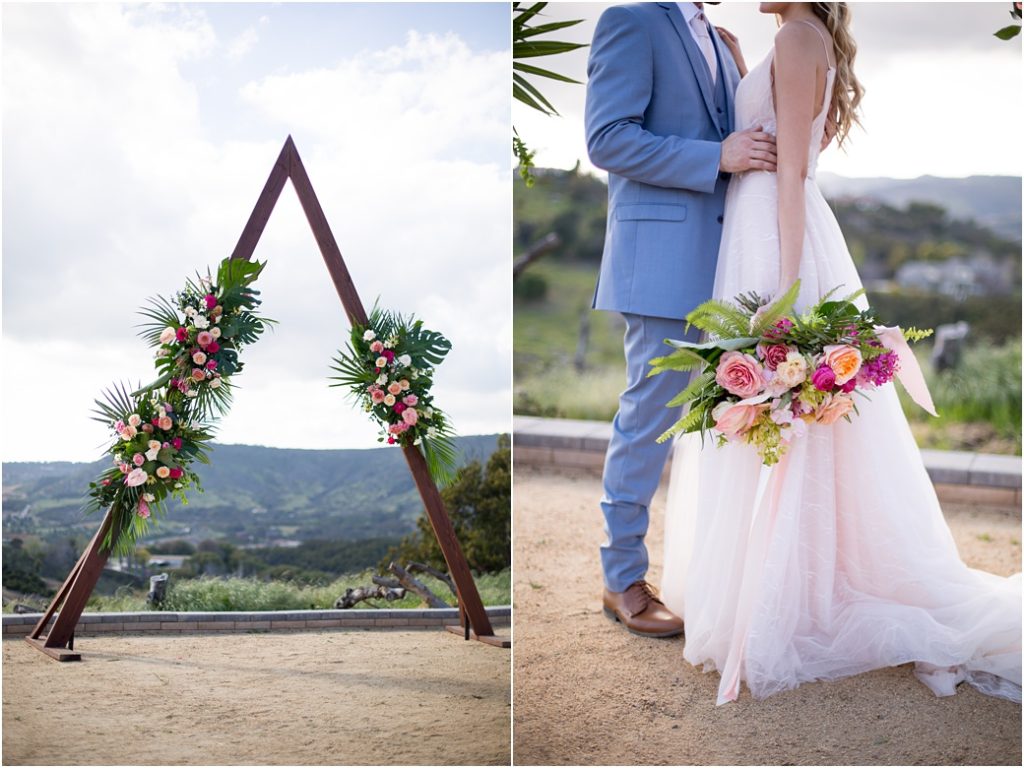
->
xmin=714 ymin=403 xmax=768 ymax=437
xmin=387 ymin=382 xmax=402 ymax=396
xmin=715 ymin=351 xmax=765 ymax=398
xmin=384 ymin=394 xmax=396 ymax=407
xmin=192 ymin=351 xmax=207 ymax=366
xmin=822 ymin=344 xmax=863 ymax=386
xmin=192 ymin=368 xmax=206 ymax=382
xmin=155 ymin=466 xmax=171 ymax=479
xmin=158 ymin=416 xmax=173 ymax=430
xmin=816 ymin=394 xmax=855 ymax=425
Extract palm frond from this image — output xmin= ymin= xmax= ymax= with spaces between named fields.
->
xmin=136 ymin=293 xmax=182 ymax=347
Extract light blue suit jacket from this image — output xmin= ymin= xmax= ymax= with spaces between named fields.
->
xmin=586 ymin=2 xmax=741 ymax=321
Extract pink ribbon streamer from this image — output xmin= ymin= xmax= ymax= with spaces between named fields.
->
xmin=875 ymin=326 xmax=938 ymax=417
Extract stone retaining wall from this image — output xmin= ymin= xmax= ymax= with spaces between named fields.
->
xmin=513 ymin=416 xmax=1022 ymax=508
xmin=2 ymin=606 xmax=511 ymax=637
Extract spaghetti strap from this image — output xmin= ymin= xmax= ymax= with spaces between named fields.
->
xmin=793 ymin=18 xmax=833 ymax=68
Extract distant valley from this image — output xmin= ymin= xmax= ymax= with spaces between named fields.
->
xmin=2 ymin=435 xmax=501 ymax=548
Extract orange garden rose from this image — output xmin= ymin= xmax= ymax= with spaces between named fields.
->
xmin=822 ymin=344 xmax=863 ymax=385
xmin=816 ymin=394 xmax=856 ymax=425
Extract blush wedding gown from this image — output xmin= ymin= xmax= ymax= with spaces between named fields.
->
xmin=660 ymin=29 xmax=1022 ymax=706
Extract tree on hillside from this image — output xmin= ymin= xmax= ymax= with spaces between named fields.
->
xmin=382 ymin=435 xmax=511 ymax=574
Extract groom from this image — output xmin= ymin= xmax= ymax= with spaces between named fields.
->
xmin=585 ymin=2 xmax=776 ymax=637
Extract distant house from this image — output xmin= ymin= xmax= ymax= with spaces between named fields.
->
xmin=895 ymin=252 xmax=1012 ymax=299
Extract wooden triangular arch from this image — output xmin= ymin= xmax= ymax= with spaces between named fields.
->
xmin=26 ymin=137 xmax=508 ymax=658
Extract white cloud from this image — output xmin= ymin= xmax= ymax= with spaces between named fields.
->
xmin=2 ymin=7 xmax=511 ymax=462
xmin=225 ymin=26 xmax=259 ymax=61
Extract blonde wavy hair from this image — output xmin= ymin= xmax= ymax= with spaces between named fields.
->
xmin=812 ymin=2 xmax=864 ymax=148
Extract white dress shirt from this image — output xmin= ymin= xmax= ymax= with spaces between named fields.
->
xmin=676 ymin=2 xmax=717 ymax=84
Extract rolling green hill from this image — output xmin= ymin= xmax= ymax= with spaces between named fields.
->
xmin=2 ymin=436 xmax=500 ymax=547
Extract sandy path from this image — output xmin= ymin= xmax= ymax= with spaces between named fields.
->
xmin=513 ymin=466 xmax=1021 ymax=766
xmin=3 ymin=630 xmax=509 ymax=765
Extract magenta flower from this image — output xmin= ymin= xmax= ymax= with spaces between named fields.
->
xmin=394 ymin=402 xmax=406 ymax=414
xmin=171 ymin=437 xmax=183 ymax=450
xmin=207 ymin=340 xmax=220 ymax=353
xmin=812 ymin=365 xmax=836 ymax=391
xmin=204 ymin=294 xmax=217 ymax=310
xmin=133 ymin=453 xmax=145 ymax=467
xmin=169 ymin=467 xmax=183 ymax=479
xmin=206 ymin=360 xmax=217 ymax=370
xmin=175 ymin=327 xmax=188 ymax=342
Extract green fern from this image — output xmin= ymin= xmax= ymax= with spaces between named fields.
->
xmin=665 ymin=369 xmax=718 ymax=408
xmin=656 ymin=403 xmax=709 ymax=444
xmin=749 ymin=280 xmax=801 ymax=336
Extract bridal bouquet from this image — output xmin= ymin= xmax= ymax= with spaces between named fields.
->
xmin=329 ymin=306 xmax=459 ymax=486
xmin=85 ymin=258 xmax=273 ymax=553
xmin=649 ymin=281 xmax=936 ymax=466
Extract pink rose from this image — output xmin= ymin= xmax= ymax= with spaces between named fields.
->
xmin=387 ymin=382 xmax=402 ymax=396
xmin=402 ymin=394 xmax=418 ymax=406
xmin=204 ymin=294 xmax=217 ymax=310
xmin=714 ymin=403 xmax=767 ymax=437
xmin=114 ymin=420 xmax=126 ymax=433
xmin=137 ymin=499 xmax=151 ymax=518
xmin=101 ymin=479 xmax=111 ymax=486
xmin=119 ymin=462 xmax=130 ymax=474
xmin=158 ymin=416 xmax=173 ymax=430
xmin=124 ymin=468 xmax=148 ymax=487
xmin=370 ymin=389 xmax=386 ymax=404
xmin=387 ymin=436 xmax=396 ymax=444
xmin=816 ymin=394 xmax=855 ymax=425
xmin=402 ymin=408 xmax=419 ymax=426
xmin=715 ymin=351 xmax=765 ymax=398
xmin=175 ymin=327 xmax=188 ymax=342
xmin=206 ymin=360 xmax=217 ymax=370
xmin=370 ymin=340 xmax=385 ymax=353
xmin=171 ymin=437 xmax=183 ymax=450
xmin=756 ymin=343 xmax=791 ymax=372
xmin=197 ymin=331 xmax=213 ymax=348
xmin=207 ymin=341 xmax=220 ymax=353
xmin=133 ymin=453 xmax=145 ymax=467
xmin=169 ymin=467 xmax=183 ymax=479
xmin=812 ymin=365 xmax=836 ymax=391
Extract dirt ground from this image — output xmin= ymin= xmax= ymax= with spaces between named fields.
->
xmin=513 ymin=466 xmax=1022 ymax=766
xmin=3 ymin=630 xmax=510 ymax=766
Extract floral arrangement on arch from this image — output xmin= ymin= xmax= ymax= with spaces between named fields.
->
xmin=649 ymin=281 xmax=935 ymax=466
xmin=330 ymin=306 xmax=459 ymax=486
xmin=86 ymin=258 xmax=272 ymax=554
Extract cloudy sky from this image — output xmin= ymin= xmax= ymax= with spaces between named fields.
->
xmin=3 ymin=3 xmax=510 ymax=462
xmin=514 ymin=2 xmax=1023 ymax=178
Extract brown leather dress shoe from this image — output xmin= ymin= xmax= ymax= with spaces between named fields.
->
xmin=603 ymin=580 xmax=684 ymax=638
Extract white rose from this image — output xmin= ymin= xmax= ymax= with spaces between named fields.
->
xmin=375 ymin=374 xmax=387 ymax=385
xmin=184 ymin=306 xmax=197 ymax=317
xmin=427 ymin=426 xmax=438 ymax=438
xmin=425 ymin=407 xmax=434 ymax=418
xmin=775 ymin=353 xmax=808 ymax=389
xmin=186 ymin=389 xmax=198 ymax=398
xmin=210 ymin=377 xmax=222 ymax=389
xmin=384 ymin=394 xmax=396 ymax=406
xmin=159 ymin=327 xmax=176 ymax=345
xmin=375 ymin=356 xmax=388 ymax=368
xmin=143 ymin=493 xmax=156 ymax=502
xmin=363 ymin=329 xmax=376 ymax=341
xmin=127 ymin=414 xmax=142 ymax=427
xmin=193 ymin=315 xmax=210 ymax=329
xmin=210 ymin=326 xmax=222 ymax=339
xmin=397 ymin=354 xmax=412 ymax=368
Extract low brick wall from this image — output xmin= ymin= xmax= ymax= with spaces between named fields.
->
xmin=3 ymin=606 xmax=511 ymax=638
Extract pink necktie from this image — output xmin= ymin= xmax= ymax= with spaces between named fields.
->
xmin=691 ymin=12 xmax=717 ymax=85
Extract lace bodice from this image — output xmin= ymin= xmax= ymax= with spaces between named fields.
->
xmin=733 ymin=31 xmax=836 ymax=180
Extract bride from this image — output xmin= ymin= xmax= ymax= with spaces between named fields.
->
xmin=660 ymin=1 xmax=1022 ymax=705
